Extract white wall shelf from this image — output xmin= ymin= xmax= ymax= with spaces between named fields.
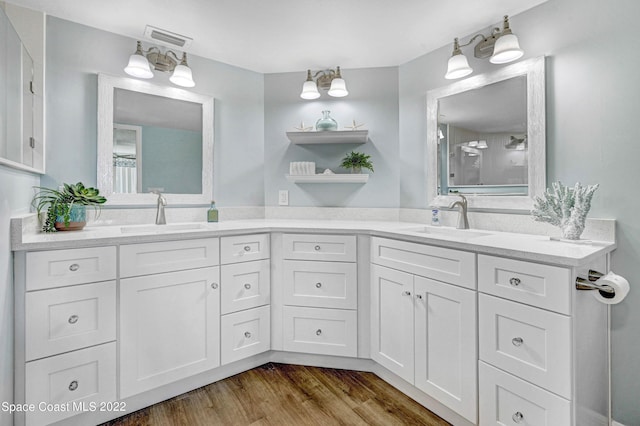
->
xmin=285 ymin=174 xmax=369 ymax=184
xmin=286 ymin=130 xmax=368 ymax=145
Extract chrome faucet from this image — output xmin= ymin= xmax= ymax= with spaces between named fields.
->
xmin=151 ymin=190 xmax=167 ymax=225
xmin=448 ymin=194 xmax=469 ymax=229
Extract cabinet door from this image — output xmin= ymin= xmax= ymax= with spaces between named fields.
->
xmin=414 ymin=276 xmax=477 ymax=423
xmin=370 ymin=264 xmax=414 ymax=383
xmin=120 ymin=266 xmax=220 ymax=398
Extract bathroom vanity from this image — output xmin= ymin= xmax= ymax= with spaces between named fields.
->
xmin=11 ymin=219 xmax=615 ymax=426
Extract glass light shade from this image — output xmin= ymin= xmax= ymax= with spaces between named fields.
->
xmin=490 ymin=33 xmax=524 ymax=64
xmin=477 ymin=140 xmax=488 ymax=149
xmin=300 ymin=80 xmax=320 ymax=99
xmin=327 ymin=78 xmax=348 ymax=97
xmin=445 ymin=53 xmax=473 ymax=79
xmin=124 ymin=54 xmax=153 ymax=79
xmin=468 ymin=140 xmax=478 ymax=147
xmin=170 ymin=64 xmax=196 ymax=87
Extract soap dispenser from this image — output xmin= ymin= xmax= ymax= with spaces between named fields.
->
xmin=207 ymin=200 xmax=219 ymax=222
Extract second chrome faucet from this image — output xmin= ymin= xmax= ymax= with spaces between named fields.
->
xmin=448 ymin=194 xmax=469 ymax=229
xmin=151 ymin=190 xmax=167 ymax=225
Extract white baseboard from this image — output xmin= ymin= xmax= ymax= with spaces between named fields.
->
xmin=612 ymin=421 xmax=627 ymax=426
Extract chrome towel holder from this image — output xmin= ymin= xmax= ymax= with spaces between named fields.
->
xmin=575 ymin=270 xmax=615 ymax=295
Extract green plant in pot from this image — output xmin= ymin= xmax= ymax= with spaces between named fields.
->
xmin=32 ymin=182 xmax=107 ymax=232
xmin=340 ymin=151 xmax=374 ymax=174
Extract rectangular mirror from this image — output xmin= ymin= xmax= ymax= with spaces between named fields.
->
xmin=97 ymin=74 xmax=213 ymax=205
xmin=427 ymin=56 xmax=545 ymax=210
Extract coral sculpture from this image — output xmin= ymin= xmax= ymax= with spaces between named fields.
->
xmin=532 ymin=181 xmax=599 ymax=240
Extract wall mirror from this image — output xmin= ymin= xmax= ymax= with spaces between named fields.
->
xmin=97 ymin=74 xmax=213 ymax=205
xmin=427 ymin=56 xmax=545 ymax=210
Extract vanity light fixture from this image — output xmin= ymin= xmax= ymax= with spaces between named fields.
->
xmin=477 ymin=140 xmax=488 ymax=149
xmin=445 ymin=15 xmax=524 ymax=80
xmin=300 ymin=67 xmax=348 ymax=99
xmin=124 ymin=41 xmax=196 ymax=88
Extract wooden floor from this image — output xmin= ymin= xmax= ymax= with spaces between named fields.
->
xmin=101 ymin=363 xmax=451 ymax=426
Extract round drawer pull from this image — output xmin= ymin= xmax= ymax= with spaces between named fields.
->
xmin=68 ymin=380 xmax=78 ymax=391
xmin=316 ymin=329 xmax=322 ymax=336
xmin=315 ymin=282 xmax=322 ymax=288
xmin=509 ymin=277 xmax=521 ymax=286
xmin=68 ymin=315 xmax=79 ymax=324
xmin=512 ymin=411 xmax=524 ymax=423
xmin=68 ymin=263 xmax=80 ymax=272
xmin=314 ymin=245 xmax=321 ymax=251
xmin=415 ymin=294 xmax=423 ymax=300
xmin=244 ymin=246 xmax=251 ymax=252
xmin=402 ymin=290 xmax=412 ymax=296
xmin=512 ymin=337 xmax=524 ymax=347
xmin=244 ymin=283 xmax=252 ymax=290
xmin=211 ymin=283 xmax=218 ymax=290
xmin=244 ymin=331 xmax=252 ymax=338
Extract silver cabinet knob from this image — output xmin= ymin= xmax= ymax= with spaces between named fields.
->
xmin=244 ymin=246 xmax=251 ymax=252
xmin=509 ymin=277 xmax=521 ymax=286
xmin=314 ymin=245 xmax=321 ymax=251
xmin=69 ymin=263 xmax=80 ymax=272
xmin=316 ymin=329 xmax=322 ymax=336
xmin=512 ymin=411 xmax=524 ymax=423
xmin=244 ymin=331 xmax=252 ymax=338
xmin=415 ymin=294 xmax=423 ymax=300
xmin=68 ymin=380 xmax=78 ymax=391
xmin=315 ymin=282 xmax=322 ymax=288
xmin=68 ymin=315 xmax=79 ymax=324
xmin=244 ymin=283 xmax=251 ymax=290
xmin=211 ymin=283 xmax=218 ymax=289
xmin=512 ymin=337 xmax=524 ymax=346
xmin=402 ymin=290 xmax=412 ymax=296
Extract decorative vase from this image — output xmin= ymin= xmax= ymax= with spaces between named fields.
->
xmin=350 ymin=166 xmax=362 ymax=174
xmin=315 ymin=110 xmax=338 ymax=131
xmin=55 ymin=204 xmax=87 ymax=231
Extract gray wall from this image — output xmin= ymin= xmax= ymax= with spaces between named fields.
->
xmin=44 ymin=16 xmax=265 ymax=206
xmin=399 ymin=0 xmax=640 ymax=422
xmin=264 ymin=67 xmax=399 ymax=207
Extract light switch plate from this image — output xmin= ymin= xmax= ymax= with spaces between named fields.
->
xmin=278 ymin=190 xmax=289 ymax=206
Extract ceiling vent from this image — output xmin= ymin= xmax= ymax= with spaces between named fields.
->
xmin=143 ymin=25 xmax=193 ymax=49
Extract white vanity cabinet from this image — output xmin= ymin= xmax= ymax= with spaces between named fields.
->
xmin=281 ymin=233 xmax=358 ymax=357
xmin=220 ymin=234 xmax=271 ymax=365
xmin=119 ymin=238 xmax=220 ymax=398
xmin=370 ymin=237 xmax=477 ymax=423
xmin=14 ymin=247 xmax=118 ymax=426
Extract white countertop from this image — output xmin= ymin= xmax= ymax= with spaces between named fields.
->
xmin=11 ymin=218 xmax=615 ymax=267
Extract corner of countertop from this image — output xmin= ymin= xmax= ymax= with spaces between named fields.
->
xmin=11 ymin=213 xmax=40 ymax=249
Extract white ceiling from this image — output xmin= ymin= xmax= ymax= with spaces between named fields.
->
xmin=6 ymin=0 xmax=546 ymax=73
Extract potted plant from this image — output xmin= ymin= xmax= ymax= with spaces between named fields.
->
xmin=32 ymin=182 xmax=107 ymax=232
xmin=340 ymin=151 xmax=374 ymax=174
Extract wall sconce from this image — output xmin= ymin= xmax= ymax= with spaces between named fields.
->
xmin=468 ymin=140 xmax=488 ymax=149
xmin=445 ymin=15 xmax=524 ymax=80
xmin=124 ymin=41 xmax=196 ymax=88
xmin=300 ymin=67 xmax=349 ymax=99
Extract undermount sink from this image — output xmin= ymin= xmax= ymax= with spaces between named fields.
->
xmin=120 ymin=223 xmax=206 ymax=234
xmin=401 ymin=226 xmax=491 ymax=239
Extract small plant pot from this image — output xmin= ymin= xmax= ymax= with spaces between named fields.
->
xmin=55 ymin=205 xmax=87 ymax=231
xmin=350 ymin=166 xmax=362 ymax=174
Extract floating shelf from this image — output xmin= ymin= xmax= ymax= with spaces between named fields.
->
xmin=285 ymin=174 xmax=369 ymax=184
xmin=286 ymin=130 xmax=368 ymax=145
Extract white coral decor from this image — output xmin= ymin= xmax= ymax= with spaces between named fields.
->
xmin=532 ymin=181 xmax=599 ymax=240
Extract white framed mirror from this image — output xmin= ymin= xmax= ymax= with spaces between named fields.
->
xmin=427 ymin=56 xmax=545 ymax=210
xmin=97 ymin=74 xmax=213 ymax=205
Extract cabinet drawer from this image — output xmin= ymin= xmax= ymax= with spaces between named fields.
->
xmin=221 ymin=305 xmax=270 ymax=365
xmin=25 ymin=342 xmax=116 ymax=426
xmin=221 ymin=233 xmax=270 ymax=265
xmin=478 ymin=254 xmax=571 ymax=314
xmin=283 ymin=306 xmax=357 ymax=357
xmin=283 ymin=234 xmax=356 ymax=262
xmin=25 ymin=281 xmax=116 ymax=361
xmin=25 ymin=246 xmax=116 ymax=291
xmin=371 ymin=237 xmax=476 ymax=289
xmin=120 ymin=238 xmax=219 ymax=278
xmin=479 ymin=362 xmax=570 ymax=426
xmin=479 ymin=294 xmax=571 ymax=398
xmin=221 ymin=259 xmax=270 ymax=315
xmin=283 ymin=260 xmax=357 ymax=309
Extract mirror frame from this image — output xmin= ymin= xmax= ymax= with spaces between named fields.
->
xmin=97 ymin=73 xmax=214 ymax=205
xmin=426 ymin=56 xmax=545 ymax=210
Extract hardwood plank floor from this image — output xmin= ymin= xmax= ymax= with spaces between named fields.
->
xmin=101 ymin=363 xmax=451 ymax=426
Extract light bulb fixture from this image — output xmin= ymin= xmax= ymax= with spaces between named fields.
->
xmin=445 ymin=15 xmax=524 ymax=79
xmin=477 ymin=140 xmax=488 ymax=149
xmin=124 ymin=40 xmax=196 ymax=88
xmin=300 ymin=66 xmax=348 ymax=99
xmin=468 ymin=140 xmax=478 ymax=147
